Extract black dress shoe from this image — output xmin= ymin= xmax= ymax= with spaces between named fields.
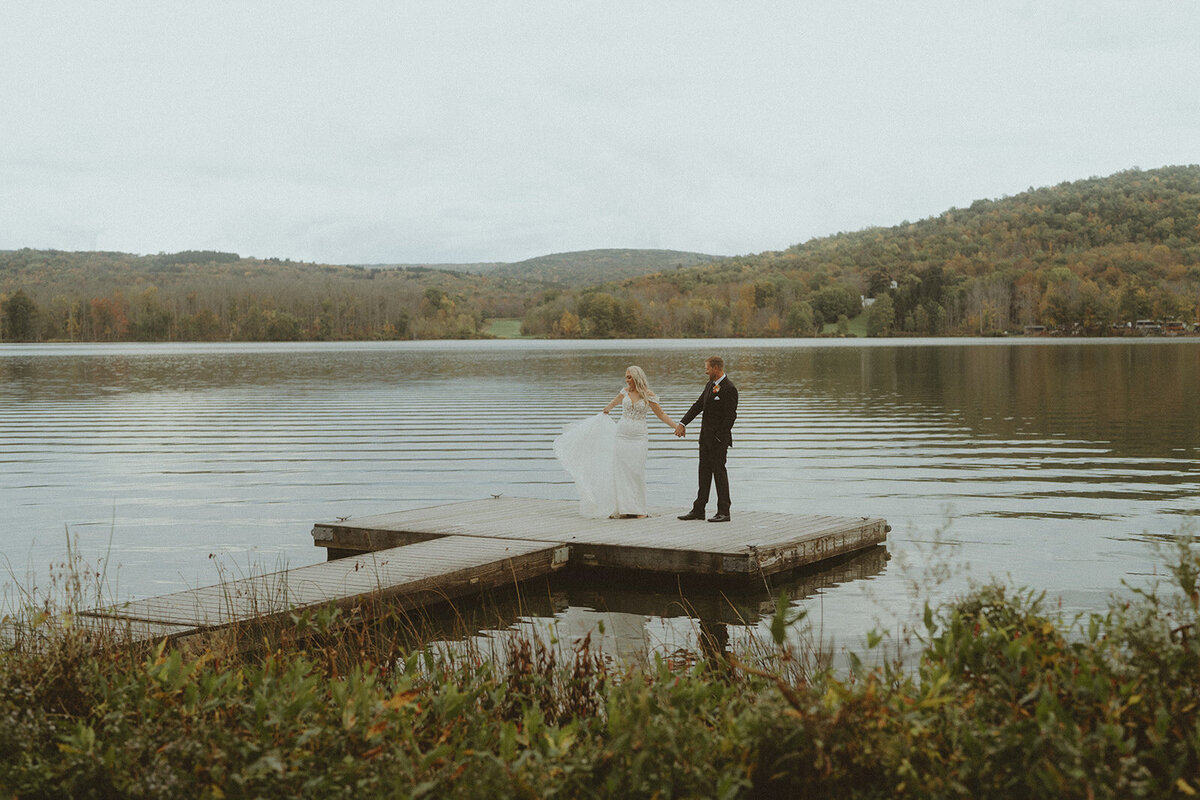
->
xmin=707 ymin=513 xmax=731 ymax=523
xmin=677 ymin=511 xmax=706 ymax=520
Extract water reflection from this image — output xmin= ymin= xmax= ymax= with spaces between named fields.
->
xmin=1 ymin=339 xmax=1198 ymax=660
xmin=401 ymin=546 xmax=889 ymax=665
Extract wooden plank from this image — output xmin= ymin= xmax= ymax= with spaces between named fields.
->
xmin=314 ymin=498 xmax=889 ymax=561
xmin=72 ymin=615 xmax=195 ymax=644
xmin=749 ymin=519 xmax=889 ymax=575
xmin=571 ymin=542 xmax=747 ymax=575
xmin=311 ymin=526 xmax=443 ymax=554
xmin=83 ymin=536 xmax=567 ymax=630
xmin=315 ymin=497 xmax=609 ymax=544
xmin=1 ymin=614 xmax=196 ymax=648
xmin=569 ymin=520 xmax=887 ymax=576
xmin=318 ymin=497 xmax=584 ymax=540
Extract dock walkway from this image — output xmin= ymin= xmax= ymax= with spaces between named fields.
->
xmin=81 ymin=497 xmax=888 ymax=643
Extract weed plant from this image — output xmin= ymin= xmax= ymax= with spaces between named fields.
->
xmin=3 ymin=535 xmax=1200 ymax=797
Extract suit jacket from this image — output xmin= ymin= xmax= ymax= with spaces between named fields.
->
xmin=680 ymin=377 xmax=738 ymax=447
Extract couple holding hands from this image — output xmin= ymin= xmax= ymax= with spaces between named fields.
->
xmin=553 ymin=356 xmax=737 ymax=523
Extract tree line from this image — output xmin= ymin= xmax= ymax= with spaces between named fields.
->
xmin=4 ymin=165 xmax=1199 ymax=342
xmin=522 ymin=165 xmax=1200 ymax=337
xmin=0 ymin=250 xmax=533 ymax=342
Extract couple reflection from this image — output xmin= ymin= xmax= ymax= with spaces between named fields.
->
xmin=442 ymin=545 xmax=889 ymax=663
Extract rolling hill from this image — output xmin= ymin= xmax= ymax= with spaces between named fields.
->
xmin=4 ymin=165 xmax=1198 ymax=341
xmin=521 ymin=165 xmax=1200 ymax=337
xmin=363 ymin=248 xmax=723 ymax=288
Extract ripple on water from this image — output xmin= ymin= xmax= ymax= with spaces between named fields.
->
xmin=2 ymin=340 xmax=1198 ymax=659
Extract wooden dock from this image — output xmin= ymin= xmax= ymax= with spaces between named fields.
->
xmin=313 ymin=496 xmax=888 ymax=577
xmin=80 ymin=497 xmax=888 ymax=643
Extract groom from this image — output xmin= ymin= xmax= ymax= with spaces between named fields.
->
xmin=675 ymin=356 xmax=738 ymax=522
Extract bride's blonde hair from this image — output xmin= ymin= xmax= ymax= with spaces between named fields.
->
xmin=625 ymin=365 xmax=657 ymax=401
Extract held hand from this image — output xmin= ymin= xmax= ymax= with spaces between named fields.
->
xmin=674 ymin=423 xmax=686 ymax=438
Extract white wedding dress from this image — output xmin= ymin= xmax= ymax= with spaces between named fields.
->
xmin=554 ymin=390 xmax=657 ymax=518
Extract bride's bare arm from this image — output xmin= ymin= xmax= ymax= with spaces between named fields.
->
xmin=648 ymin=400 xmax=676 ymax=430
xmin=602 ymin=393 xmax=623 ymax=414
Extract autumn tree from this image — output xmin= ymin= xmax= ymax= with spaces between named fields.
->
xmin=812 ymin=285 xmax=860 ymax=324
xmin=552 ymin=310 xmax=581 ymax=337
xmin=784 ymin=301 xmax=815 ymax=336
xmin=1 ymin=290 xmax=41 ymax=341
xmin=866 ymin=294 xmax=895 ymax=337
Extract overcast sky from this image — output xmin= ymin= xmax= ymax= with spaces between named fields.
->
xmin=2 ymin=2 xmax=1197 ymax=265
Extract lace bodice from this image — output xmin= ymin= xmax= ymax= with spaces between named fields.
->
xmin=617 ymin=390 xmax=662 ymax=435
xmin=622 ymin=393 xmax=650 ymax=422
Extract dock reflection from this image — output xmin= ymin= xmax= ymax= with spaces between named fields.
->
xmin=404 ymin=545 xmax=889 ymax=662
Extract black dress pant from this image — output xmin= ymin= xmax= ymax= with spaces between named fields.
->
xmin=692 ymin=439 xmax=730 ymax=515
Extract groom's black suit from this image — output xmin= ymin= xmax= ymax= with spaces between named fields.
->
xmin=680 ymin=376 xmax=738 ymax=516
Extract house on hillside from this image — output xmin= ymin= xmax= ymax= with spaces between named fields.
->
xmin=861 ymin=281 xmax=897 ymax=309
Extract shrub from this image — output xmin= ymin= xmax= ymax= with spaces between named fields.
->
xmin=3 ymin=536 xmax=1200 ymax=797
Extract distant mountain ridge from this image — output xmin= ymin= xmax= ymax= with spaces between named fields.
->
xmin=362 ymin=248 xmax=723 ymax=287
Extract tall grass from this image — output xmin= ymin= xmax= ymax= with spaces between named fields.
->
xmin=3 ymin=532 xmax=1200 ymax=797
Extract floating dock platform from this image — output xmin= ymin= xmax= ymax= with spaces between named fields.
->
xmin=313 ymin=497 xmax=888 ymax=577
xmin=80 ymin=497 xmax=889 ymax=643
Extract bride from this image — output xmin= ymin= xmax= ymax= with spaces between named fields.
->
xmin=554 ymin=366 xmax=679 ymax=519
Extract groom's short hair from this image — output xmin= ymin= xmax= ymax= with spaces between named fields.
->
xmin=706 ymin=356 xmax=724 ymax=370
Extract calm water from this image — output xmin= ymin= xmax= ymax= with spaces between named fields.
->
xmin=2 ymin=339 xmax=1198 ymax=658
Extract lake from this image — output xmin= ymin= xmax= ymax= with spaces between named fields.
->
xmin=2 ymin=339 xmax=1198 ymax=660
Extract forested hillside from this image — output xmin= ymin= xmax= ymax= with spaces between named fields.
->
xmin=3 ymin=166 xmax=1199 ymax=341
xmin=366 ymin=249 xmax=722 ymax=288
xmin=523 ymin=165 xmax=1200 ymax=337
xmin=0 ymin=250 xmax=536 ymax=341
xmin=467 ymin=249 xmax=721 ymax=287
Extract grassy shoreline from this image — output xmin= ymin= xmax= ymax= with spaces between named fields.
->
xmin=4 ymin=538 xmax=1200 ymax=798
